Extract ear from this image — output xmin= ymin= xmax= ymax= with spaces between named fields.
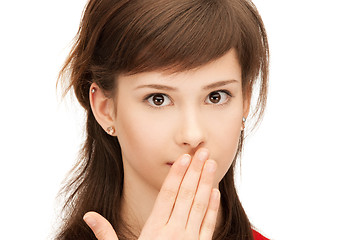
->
xmin=89 ymin=83 xmax=116 ymax=135
xmin=243 ymin=89 xmax=251 ymax=119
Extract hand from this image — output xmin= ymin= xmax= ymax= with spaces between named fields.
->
xmin=84 ymin=148 xmax=220 ymax=240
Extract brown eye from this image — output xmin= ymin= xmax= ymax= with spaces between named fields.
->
xmin=205 ymin=91 xmax=231 ymax=105
xmin=152 ymin=94 xmax=164 ymax=106
xmin=209 ymin=92 xmax=221 ymax=103
xmin=146 ymin=93 xmax=171 ymax=107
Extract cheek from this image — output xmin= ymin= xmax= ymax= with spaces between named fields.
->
xmin=115 ymin=107 xmax=172 ymax=160
xmin=115 ymin=107 xmax=175 ymax=190
xmin=209 ymin=109 xmax=243 ymax=184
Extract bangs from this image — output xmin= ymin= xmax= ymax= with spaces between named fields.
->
xmin=94 ymin=0 xmax=260 ymax=76
xmin=63 ymin=0 xmax=268 ymax=124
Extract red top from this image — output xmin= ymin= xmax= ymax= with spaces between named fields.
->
xmin=252 ymin=229 xmax=269 ymax=240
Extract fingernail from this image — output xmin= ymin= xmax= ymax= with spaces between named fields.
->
xmin=197 ymin=149 xmax=208 ymax=162
xmin=83 ymin=215 xmax=96 ymax=228
xmin=180 ymin=154 xmax=191 ymax=166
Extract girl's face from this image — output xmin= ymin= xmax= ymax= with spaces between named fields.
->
xmin=114 ymin=49 xmax=248 ymax=191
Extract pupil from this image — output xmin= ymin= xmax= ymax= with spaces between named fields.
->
xmin=210 ymin=92 xmax=221 ymax=103
xmin=153 ymin=95 xmax=164 ymax=105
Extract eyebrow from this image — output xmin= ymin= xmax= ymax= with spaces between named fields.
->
xmin=135 ymin=79 xmax=239 ymax=91
xmin=203 ymin=79 xmax=239 ymax=90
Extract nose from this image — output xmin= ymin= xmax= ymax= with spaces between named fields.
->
xmin=175 ymin=109 xmax=206 ymax=150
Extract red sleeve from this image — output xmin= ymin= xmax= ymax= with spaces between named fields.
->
xmin=252 ymin=229 xmax=270 ymax=240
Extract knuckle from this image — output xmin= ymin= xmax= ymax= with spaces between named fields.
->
xmin=202 ymin=221 xmax=216 ymax=232
xmin=161 ymin=187 xmax=177 ymax=201
xmin=94 ymin=228 xmax=109 ymax=240
xmin=200 ymin=174 xmax=212 ymax=185
xmin=210 ymin=201 xmax=220 ymax=211
xmin=192 ymin=164 xmax=203 ymax=174
xmin=179 ymin=188 xmax=195 ymax=201
xmin=192 ymin=201 xmax=207 ymax=213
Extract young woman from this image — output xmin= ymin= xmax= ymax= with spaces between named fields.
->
xmin=56 ymin=0 xmax=269 ymax=239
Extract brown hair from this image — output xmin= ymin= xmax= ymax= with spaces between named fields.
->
xmin=56 ymin=0 xmax=269 ymax=239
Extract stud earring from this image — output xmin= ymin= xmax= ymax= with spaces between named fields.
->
xmin=106 ymin=126 xmax=115 ymax=135
xmin=91 ymin=88 xmax=96 ymax=93
xmin=241 ymin=117 xmax=246 ymax=131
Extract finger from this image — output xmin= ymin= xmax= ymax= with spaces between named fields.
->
xmin=168 ymin=148 xmax=209 ymax=228
xmin=186 ymin=159 xmax=217 ymax=234
xmin=83 ymin=211 xmax=118 ymax=240
xmin=199 ymin=189 xmax=220 ymax=240
xmin=146 ymin=154 xmax=191 ymax=227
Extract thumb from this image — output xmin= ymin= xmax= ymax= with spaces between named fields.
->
xmin=83 ymin=211 xmax=118 ymax=240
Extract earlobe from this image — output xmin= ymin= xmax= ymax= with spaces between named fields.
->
xmin=89 ymin=83 xmax=116 ymax=135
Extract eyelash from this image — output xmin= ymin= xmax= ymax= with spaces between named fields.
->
xmin=143 ymin=90 xmax=233 ymax=109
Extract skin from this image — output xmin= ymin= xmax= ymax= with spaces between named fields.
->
xmin=88 ymin=48 xmax=250 ymax=239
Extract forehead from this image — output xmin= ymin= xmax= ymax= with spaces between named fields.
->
xmin=118 ymin=49 xmax=242 ymax=87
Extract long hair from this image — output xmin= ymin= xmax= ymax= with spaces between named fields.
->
xmin=55 ymin=0 xmax=269 ymax=239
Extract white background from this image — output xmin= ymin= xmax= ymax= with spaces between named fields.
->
xmin=0 ymin=1 xmax=359 ymax=239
